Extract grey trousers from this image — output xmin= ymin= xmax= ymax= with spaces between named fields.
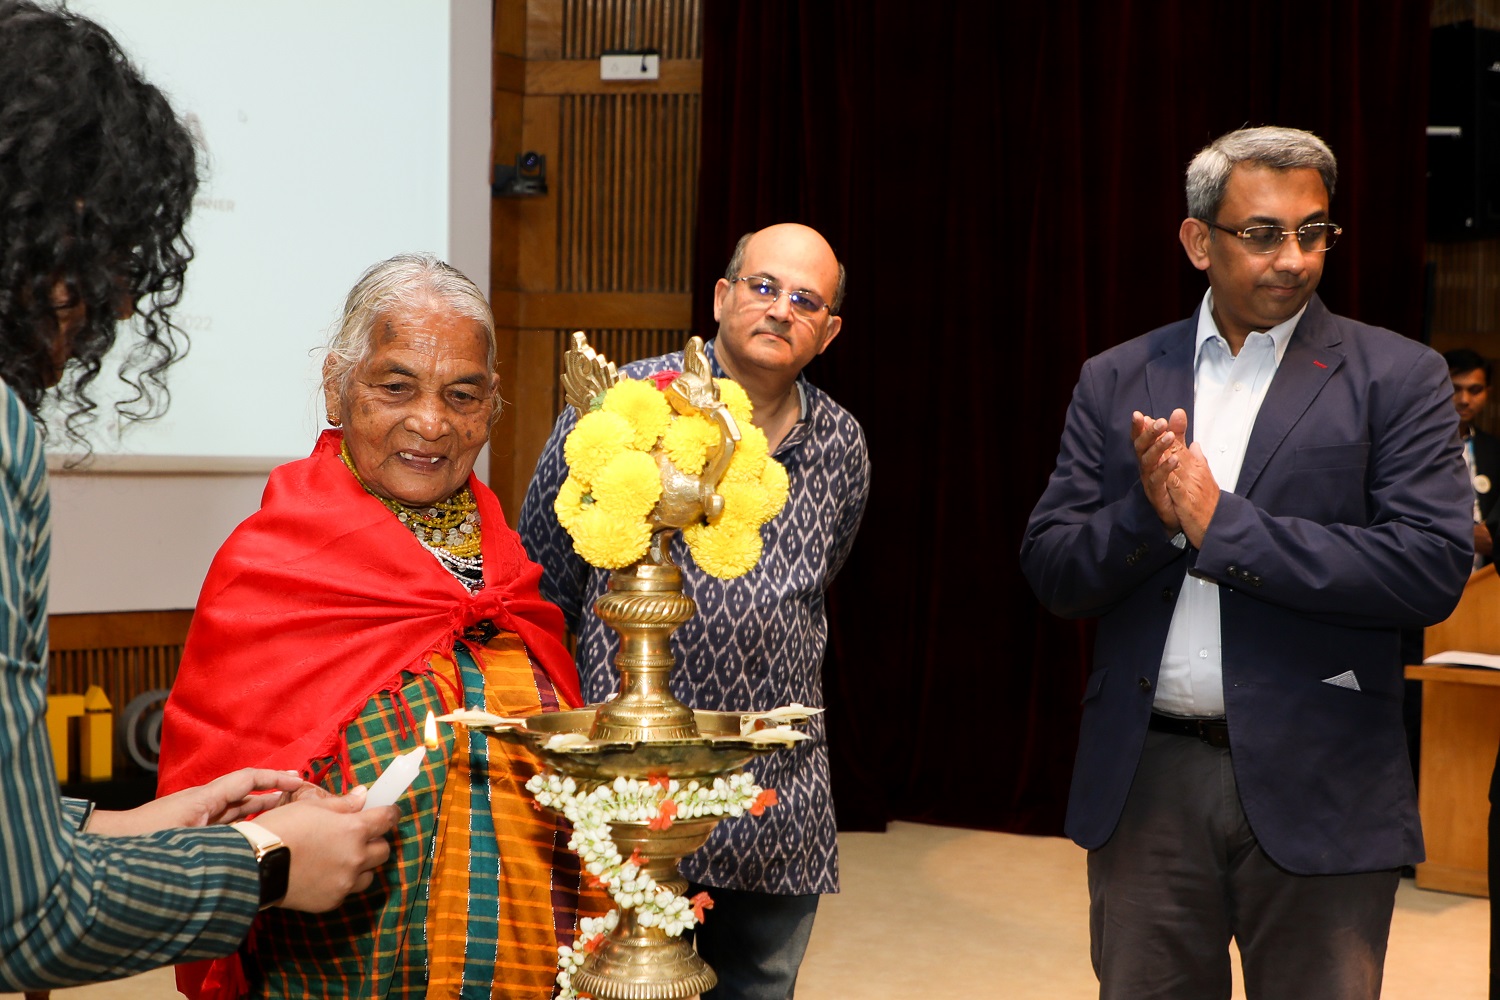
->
xmin=1087 ymin=729 xmax=1400 ymax=1000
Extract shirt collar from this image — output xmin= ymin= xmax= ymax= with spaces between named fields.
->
xmin=1193 ymin=289 xmax=1304 ymax=367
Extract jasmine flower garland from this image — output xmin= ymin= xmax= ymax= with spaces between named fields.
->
xmin=528 ymin=771 xmax=779 ymax=1000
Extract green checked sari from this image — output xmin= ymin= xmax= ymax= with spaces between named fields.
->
xmin=246 ymin=634 xmax=601 ymax=998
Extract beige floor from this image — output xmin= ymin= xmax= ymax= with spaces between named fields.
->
xmin=801 ymin=823 xmax=1490 ymax=1000
xmin=12 ymin=821 xmax=1491 ymax=999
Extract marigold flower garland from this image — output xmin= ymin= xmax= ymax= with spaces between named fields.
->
xmin=528 ymin=772 xmax=779 ymax=999
xmin=555 ymin=374 xmax=789 ymax=578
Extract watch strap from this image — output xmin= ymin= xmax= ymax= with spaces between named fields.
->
xmin=231 ymin=820 xmax=290 ymax=909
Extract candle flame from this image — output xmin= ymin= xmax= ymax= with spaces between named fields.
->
xmin=423 ymin=710 xmax=438 ymax=750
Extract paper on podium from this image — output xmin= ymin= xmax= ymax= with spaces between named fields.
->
xmin=1422 ymin=565 xmax=1500 ymax=662
xmin=1423 ymin=649 xmax=1500 ymax=669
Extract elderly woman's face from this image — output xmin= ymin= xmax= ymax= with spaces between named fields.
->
xmin=327 ymin=306 xmax=497 ymax=507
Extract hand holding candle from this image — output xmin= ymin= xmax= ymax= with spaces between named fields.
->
xmin=362 ymin=710 xmax=439 ymax=810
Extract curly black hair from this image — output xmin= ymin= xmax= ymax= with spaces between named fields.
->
xmin=0 ymin=0 xmax=197 ymax=450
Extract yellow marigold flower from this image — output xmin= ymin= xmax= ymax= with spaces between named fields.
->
xmin=722 ymin=423 xmax=769 ymax=484
xmin=760 ymin=457 xmax=789 ymax=520
xmin=713 ymin=480 xmax=766 ymax=530
xmin=554 ymin=474 xmax=592 ymax=531
xmin=602 ymin=377 xmax=673 ymax=450
xmin=564 ymin=410 xmax=636 ymax=482
xmin=661 ymin=413 xmax=719 ymax=476
xmin=591 ymin=450 xmax=663 ymax=518
xmin=569 ymin=505 xmax=653 ymax=569
xmin=714 ymin=378 xmax=754 ymax=427
xmin=683 ymin=519 xmax=764 ymax=579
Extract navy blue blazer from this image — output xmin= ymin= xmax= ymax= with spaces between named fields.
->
xmin=1021 ymin=295 xmax=1472 ymax=875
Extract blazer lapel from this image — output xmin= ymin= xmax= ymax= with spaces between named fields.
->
xmin=1235 ymin=298 xmax=1344 ymax=496
xmin=1144 ymin=314 xmax=1197 ymax=443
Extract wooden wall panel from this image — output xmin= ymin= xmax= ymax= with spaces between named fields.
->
xmin=560 ymin=0 xmax=702 ymax=59
xmin=489 ymin=0 xmax=701 ymax=520
xmin=528 ymin=60 xmax=702 ymax=95
xmin=1428 ymin=240 xmax=1500 ymax=343
xmin=559 ymin=93 xmax=699 ymax=292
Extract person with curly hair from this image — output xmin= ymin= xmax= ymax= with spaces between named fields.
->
xmin=0 ymin=1 xmax=399 ymax=991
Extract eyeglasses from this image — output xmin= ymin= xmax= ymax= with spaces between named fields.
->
xmin=1203 ymin=220 xmax=1343 ymax=254
xmin=730 ymin=275 xmax=831 ymax=317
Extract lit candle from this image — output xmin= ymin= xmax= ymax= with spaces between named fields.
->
xmin=362 ymin=710 xmax=439 ymax=810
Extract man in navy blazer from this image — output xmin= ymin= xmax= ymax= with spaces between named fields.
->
xmin=1021 ymin=126 xmax=1471 ymax=1000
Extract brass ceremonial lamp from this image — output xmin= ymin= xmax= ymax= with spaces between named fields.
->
xmin=454 ymin=334 xmax=811 ymax=1000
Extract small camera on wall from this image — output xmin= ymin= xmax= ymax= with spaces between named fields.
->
xmin=492 ymin=151 xmax=547 ymax=198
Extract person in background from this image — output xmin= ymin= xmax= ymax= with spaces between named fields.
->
xmin=1444 ymin=348 xmax=1500 ymax=569
xmin=1439 ymin=349 xmax=1500 ymax=1000
xmin=520 ymin=222 xmax=870 ymax=1000
xmin=1404 ymin=350 xmax=1500 ymax=819
xmin=0 ymin=1 xmax=396 ymax=992
xmin=1021 ymin=125 xmax=1470 ymax=999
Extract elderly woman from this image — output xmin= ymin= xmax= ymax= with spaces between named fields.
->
xmin=159 ymin=254 xmax=593 ymax=999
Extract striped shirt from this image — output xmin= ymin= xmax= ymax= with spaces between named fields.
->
xmin=518 ymin=339 xmax=871 ymax=895
xmin=0 ymin=381 xmax=260 ymax=991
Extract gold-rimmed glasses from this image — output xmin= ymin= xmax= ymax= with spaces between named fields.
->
xmin=1203 ymin=220 xmax=1342 ymax=254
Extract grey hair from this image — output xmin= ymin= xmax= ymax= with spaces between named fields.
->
xmin=1185 ymin=126 xmax=1338 ymax=221
xmin=723 ymin=230 xmax=848 ymax=315
xmin=324 ymin=252 xmax=496 ymax=395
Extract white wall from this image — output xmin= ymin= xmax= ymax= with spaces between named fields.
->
xmin=49 ymin=471 xmax=271 ymax=613
xmin=46 ymin=1 xmax=492 ymax=614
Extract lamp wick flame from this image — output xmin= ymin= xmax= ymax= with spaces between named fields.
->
xmin=423 ymin=710 xmax=439 ymax=750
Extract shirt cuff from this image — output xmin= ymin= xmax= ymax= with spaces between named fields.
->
xmin=60 ymin=796 xmax=96 ymax=832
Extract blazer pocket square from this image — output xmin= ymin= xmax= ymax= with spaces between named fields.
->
xmin=1322 ymin=670 xmax=1361 ymax=691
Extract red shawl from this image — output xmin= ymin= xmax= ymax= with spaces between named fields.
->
xmin=158 ymin=429 xmax=582 ymax=795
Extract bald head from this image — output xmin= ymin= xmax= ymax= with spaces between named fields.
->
xmin=712 ymin=222 xmax=845 ymax=393
xmin=724 ymin=223 xmax=846 ymax=314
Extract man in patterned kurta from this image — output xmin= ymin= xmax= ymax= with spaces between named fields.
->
xmin=520 ymin=223 xmax=869 ymax=1000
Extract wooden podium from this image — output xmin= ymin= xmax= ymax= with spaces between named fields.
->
xmin=1404 ymin=564 xmax=1500 ymax=897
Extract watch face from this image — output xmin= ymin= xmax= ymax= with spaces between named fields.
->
xmin=259 ymin=845 xmax=291 ymax=910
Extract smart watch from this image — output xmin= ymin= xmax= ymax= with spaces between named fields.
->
xmin=231 ymin=820 xmax=291 ymax=910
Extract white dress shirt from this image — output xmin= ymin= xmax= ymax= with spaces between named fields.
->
xmin=1153 ymin=290 xmax=1304 ymax=717
xmin=1461 ymin=429 xmax=1485 ymax=569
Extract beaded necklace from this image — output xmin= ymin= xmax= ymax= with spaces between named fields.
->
xmin=339 ymin=442 xmax=484 ymax=590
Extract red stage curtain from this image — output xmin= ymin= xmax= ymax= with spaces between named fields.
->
xmin=696 ymin=1 xmax=1432 ymax=833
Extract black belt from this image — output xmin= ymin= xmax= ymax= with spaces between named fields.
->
xmin=1148 ymin=712 xmax=1231 ymax=749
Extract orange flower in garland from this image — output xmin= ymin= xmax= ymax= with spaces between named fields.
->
xmin=648 ymin=798 xmax=678 ymax=831
xmin=749 ymin=788 xmax=779 ymax=817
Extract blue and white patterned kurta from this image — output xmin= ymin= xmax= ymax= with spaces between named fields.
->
xmin=0 ymin=380 xmax=261 ymax=990
xmin=518 ymin=339 xmax=870 ymax=895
